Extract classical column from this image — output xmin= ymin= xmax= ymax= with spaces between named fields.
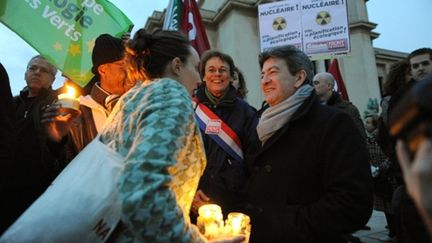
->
xmin=338 ymin=0 xmax=381 ymax=117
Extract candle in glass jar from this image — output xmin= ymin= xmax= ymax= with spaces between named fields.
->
xmin=225 ymin=212 xmax=251 ymax=242
xmin=197 ymin=204 xmax=224 ymax=240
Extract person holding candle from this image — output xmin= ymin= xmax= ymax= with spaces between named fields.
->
xmin=96 ymin=29 xmax=243 ymax=242
xmin=42 ymin=34 xmax=135 ymax=156
xmin=39 ymin=34 xmax=133 ymax=239
xmin=246 ymin=45 xmax=373 ymax=242
xmin=191 ymin=50 xmax=258 ymax=220
xmin=1 ymin=55 xmax=68 ymax=233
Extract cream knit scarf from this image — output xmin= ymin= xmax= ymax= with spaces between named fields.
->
xmin=257 ymin=85 xmax=314 ymax=145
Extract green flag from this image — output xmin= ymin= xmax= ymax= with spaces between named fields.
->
xmin=163 ymin=0 xmax=183 ymax=30
xmin=0 ymin=0 xmax=133 ymax=87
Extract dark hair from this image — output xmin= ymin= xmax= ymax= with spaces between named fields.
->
xmin=126 ymin=29 xmax=191 ymax=80
xmin=259 ymin=45 xmax=314 ymax=85
xmin=199 ymin=50 xmax=236 ymax=80
xmin=233 ymin=66 xmax=248 ymax=98
xmin=383 ymin=60 xmax=410 ymax=96
xmin=407 ymin=47 xmax=432 ymax=62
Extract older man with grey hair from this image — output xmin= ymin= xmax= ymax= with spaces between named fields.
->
xmin=246 ymin=45 xmax=373 ymax=242
xmin=1 ymin=55 xmax=68 ymax=234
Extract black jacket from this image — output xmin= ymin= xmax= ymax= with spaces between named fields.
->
xmin=12 ymin=88 xmax=68 ymax=189
xmin=1 ymin=87 xmax=69 ymax=233
xmin=0 ymin=63 xmax=16 ymax=186
xmin=247 ymin=93 xmax=373 ymax=242
xmin=326 ymin=91 xmax=366 ymax=141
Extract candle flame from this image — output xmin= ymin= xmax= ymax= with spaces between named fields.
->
xmin=58 ymin=85 xmax=77 ymax=100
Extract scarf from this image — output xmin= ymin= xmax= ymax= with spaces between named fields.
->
xmin=90 ymin=83 xmax=120 ymax=113
xmin=204 ymin=86 xmax=229 ymax=105
xmin=257 ymin=85 xmax=314 ymax=145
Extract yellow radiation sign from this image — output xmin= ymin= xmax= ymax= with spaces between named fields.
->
xmin=272 ymin=17 xmax=287 ymax=31
xmin=316 ymin=11 xmax=331 ymax=25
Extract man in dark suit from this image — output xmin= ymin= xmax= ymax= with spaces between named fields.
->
xmin=247 ymin=45 xmax=373 ymax=242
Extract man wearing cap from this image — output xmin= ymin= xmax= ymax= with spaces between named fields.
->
xmin=43 ymin=33 xmax=134 ymax=155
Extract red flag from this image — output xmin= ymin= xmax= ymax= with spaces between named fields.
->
xmin=328 ymin=59 xmax=349 ymax=101
xmin=180 ymin=0 xmax=210 ymax=56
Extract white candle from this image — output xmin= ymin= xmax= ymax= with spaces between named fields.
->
xmin=57 ymin=85 xmax=80 ymax=112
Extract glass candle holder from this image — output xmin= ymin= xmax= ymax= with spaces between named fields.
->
xmin=197 ymin=204 xmax=224 ymax=240
xmin=224 ymin=212 xmax=251 ymax=242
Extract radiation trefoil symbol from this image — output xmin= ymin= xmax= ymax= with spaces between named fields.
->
xmin=316 ymin=11 xmax=331 ymax=25
xmin=272 ymin=17 xmax=287 ymax=31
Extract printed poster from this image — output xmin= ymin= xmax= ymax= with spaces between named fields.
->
xmin=258 ymin=0 xmax=350 ymax=59
xmin=258 ymin=0 xmax=302 ymax=52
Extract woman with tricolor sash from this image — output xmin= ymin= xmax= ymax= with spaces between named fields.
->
xmin=192 ymin=50 xmax=259 ymax=218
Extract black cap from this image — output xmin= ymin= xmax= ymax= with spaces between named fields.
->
xmin=91 ymin=34 xmax=124 ymax=75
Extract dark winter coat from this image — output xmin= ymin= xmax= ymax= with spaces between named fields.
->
xmin=0 ymin=63 xmax=16 ymax=185
xmin=12 ymin=88 xmax=68 ymax=189
xmin=194 ymin=85 xmax=258 ymax=214
xmin=247 ymin=93 xmax=373 ymax=243
xmin=326 ymin=91 xmax=366 ymax=140
xmin=1 ymin=87 xmax=69 ymax=233
xmin=0 ymin=63 xmax=17 ymax=233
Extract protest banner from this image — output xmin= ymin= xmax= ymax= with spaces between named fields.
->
xmin=258 ymin=0 xmax=350 ymax=59
xmin=302 ymin=0 xmax=350 ymax=58
xmin=258 ymin=0 xmax=302 ymax=52
xmin=0 ymin=0 xmax=133 ymax=86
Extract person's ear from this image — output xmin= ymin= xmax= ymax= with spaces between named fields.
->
xmin=294 ymin=70 xmax=307 ymax=88
xmin=97 ymin=64 xmax=108 ymax=77
xmin=170 ymin=57 xmax=182 ymax=76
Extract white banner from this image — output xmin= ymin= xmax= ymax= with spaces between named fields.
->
xmin=258 ymin=0 xmax=350 ymax=59
xmin=258 ymin=0 xmax=302 ymax=51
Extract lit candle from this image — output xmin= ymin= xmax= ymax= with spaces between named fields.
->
xmin=197 ymin=204 xmax=224 ymax=240
xmin=225 ymin=212 xmax=251 ymax=242
xmin=57 ymin=85 xmax=80 ymax=114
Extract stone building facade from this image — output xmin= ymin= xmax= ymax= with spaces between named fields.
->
xmin=145 ymin=0 xmax=407 ymax=115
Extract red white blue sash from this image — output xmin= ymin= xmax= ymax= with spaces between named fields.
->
xmin=193 ymin=99 xmax=244 ymax=161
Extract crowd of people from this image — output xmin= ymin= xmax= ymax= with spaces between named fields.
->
xmin=0 ymin=28 xmax=431 ymax=243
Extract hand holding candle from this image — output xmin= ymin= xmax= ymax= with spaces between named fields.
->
xmin=197 ymin=204 xmax=251 ymax=242
xmin=57 ymin=85 xmax=80 ymax=116
xmin=197 ymin=204 xmax=225 ymax=240
xmin=225 ymin=212 xmax=251 ymax=242
xmin=41 ymin=85 xmax=81 ymax=143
